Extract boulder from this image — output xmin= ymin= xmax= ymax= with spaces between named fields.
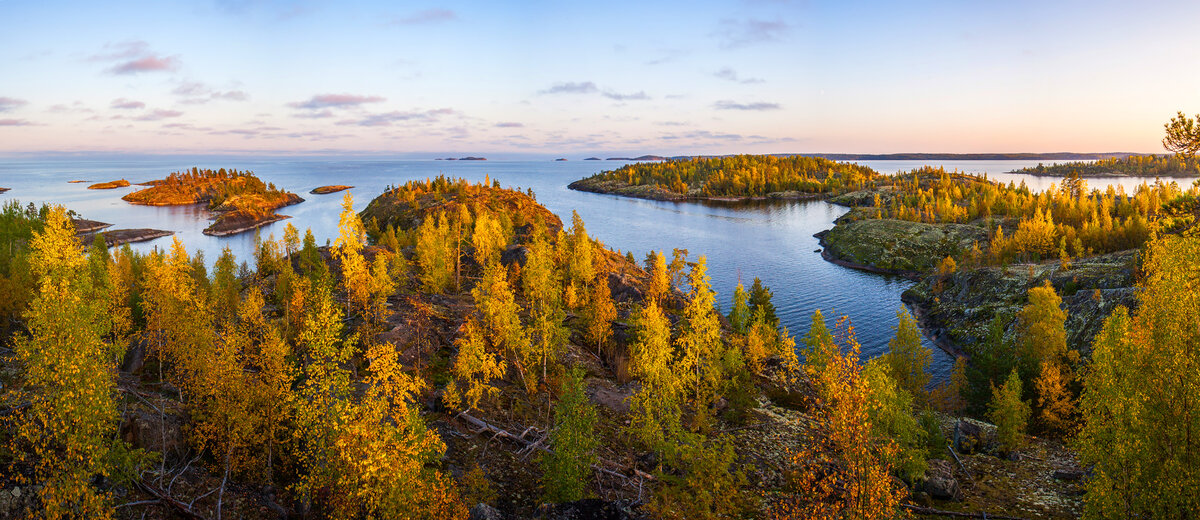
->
xmin=606 ymin=272 xmax=644 ymax=302
xmin=1053 ymin=469 xmax=1085 ymax=482
xmin=953 ymin=420 xmax=989 ymax=455
xmin=470 ymin=503 xmax=503 ymax=520
xmin=537 ymin=499 xmax=642 ymax=520
xmin=501 ymin=245 xmax=531 ymax=267
xmin=922 ymin=459 xmax=961 ymax=501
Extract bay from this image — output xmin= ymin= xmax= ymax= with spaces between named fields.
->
xmin=2 ymin=156 xmax=1183 ymax=382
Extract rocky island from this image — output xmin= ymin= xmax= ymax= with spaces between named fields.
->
xmin=86 ymin=179 xmax=131 ymax=190
xmin=310 ymin=184 xmax=353 ymax=195
xmin=69 ymin=217 xmax=173 ymax=246
xmin=121 ymin=167 xmax=303 ymax=236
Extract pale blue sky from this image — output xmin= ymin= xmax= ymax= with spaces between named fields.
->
xmin=1 ymin=0 xmax=1198 ymax=157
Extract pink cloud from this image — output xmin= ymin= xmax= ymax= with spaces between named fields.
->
xmin=109 ymin=55 xmax=180 ymax=74
xmin=288 ymin=93 xmax=386 ymax=110
xmin=134 ymin=109 xmax=184 ymax=121
xmin=111 ymin=98 xmax=145 ymax=109
xmin=0 ymin=97 xmax=28 ymax=112
xmin=0 ymin=119 xmax=33 ymax=126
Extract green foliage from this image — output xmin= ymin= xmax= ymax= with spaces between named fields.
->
xmin=1162 ymin=111 xmax=1200 ymax=161
xmin=988 ymin=369 xmax=1031 ymax=454
xmin=1015 ymin=280 xmax=1068 ymax=383
xmin=1076 ymin=234 xmax=1200 ymax=518
xmin=728 ymin=281 xmax=750 ymax=334
xmin=881 ymin=307 xmax=931 ymax=402
xmin=651 ymin=433 xmax=750 ymax=519
xmin=802 ymin=309 xmax=836 ymax=371
xmin=863 ymin=359 xmax=928 ymax=482
xmin=747 ymin=277 xmax=778 ymax=329
xmin=963 ymin=314 xmax=1015 ymax=414
xmin=541 ymin=367 xmax=599 ymax=503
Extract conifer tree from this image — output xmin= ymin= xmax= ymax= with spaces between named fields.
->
xmin=748 ymin=277 xmax=779 ymax=329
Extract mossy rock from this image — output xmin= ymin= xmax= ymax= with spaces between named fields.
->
xmin=819 ymin=218 xmax=987 ymax=275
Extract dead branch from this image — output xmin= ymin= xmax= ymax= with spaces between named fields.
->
xmin=902 ymin=504 xmax=1031 ymax=520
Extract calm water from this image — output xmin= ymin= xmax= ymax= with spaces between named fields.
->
xmin=1 ymin=157 xmax=1184 ymax=382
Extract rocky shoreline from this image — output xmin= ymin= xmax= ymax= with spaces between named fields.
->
xmin=203 ymin=212 xmax=291 ymax=237
xmin=310 ymin=184 xmax=353 ymax=195
xmin=567 ymin=177 xmax=827 ymax=203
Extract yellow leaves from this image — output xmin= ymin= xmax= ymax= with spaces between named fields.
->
xmin=12 ymin=205 xmax=121 ymax=518
xmin=448 ymin=317 xmax=505 ymax=410
xmin=775 ymin=320 xmax=907 ymax=520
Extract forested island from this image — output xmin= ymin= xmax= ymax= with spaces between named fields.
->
xmin=122 ymin=168 xmax=304 ymax=236
xmin=310 ymin=185 xmax=353 ymax=195
xmin=1014 ymin=154 xmax=1200 ymax=178
xmin=569 ymin=154 xmax=879 ymax=201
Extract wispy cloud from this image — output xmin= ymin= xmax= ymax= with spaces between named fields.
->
xmin=714 ymin=67 xmax=764 ymax=84
xmin=603 ymin=91 xmax=649 ymax=101
xmin=713 ymin=99 xmax=781 ymax=111
xmin=172 ymin=81 xmax=250 ymax=104
xmin=340 ymin=108 xmax=456 ymax=127
xmin=0 ymin=97 xmax=28 ymax=113
xmin=495 ymin=122 xmax=524 ymax=128
xmin=91 ymin=41 xmax=180 ymax=75
xmin=540 ymin=81 xmax=651 ymax=101
xmin=288 ymin=93 xmax=386 ymax=110
xmin=715 ymin=18 xmax=789 ymax=49
xmin=134 ymin=109 xmax=184 ymax=121
xmin=540 ymin=82 xmax=599 ymax=95
xmin=391 ymin=8 xmax=456 ymax=25
xmin=0 ymin=119 xmax=34 ymax=126
xmin=111 ymin=98 xmax=145 ymax=110
xmin=0 ymin=97 xmax=28 ymax=114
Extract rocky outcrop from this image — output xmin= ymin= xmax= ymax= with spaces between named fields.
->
xmin=536 ymin=499 xmax=643 ymax=520
xmin=922 ymin=459 xmax=962 ymax=501
xmin=902 ymin=251 xmax=1138 ymax=356
xmin=80 ymin=228 xmax=175 ymax=246
xmin=816 ymin=218 xmax=987 ymax=277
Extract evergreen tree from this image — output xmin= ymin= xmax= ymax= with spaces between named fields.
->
xmin=881 ymin=307 xmax=931 ymax=402
xmin=748 ymin=277 xmax=778 ymax=329
xmin=989 ymin=369 xmax=1031 ymax=454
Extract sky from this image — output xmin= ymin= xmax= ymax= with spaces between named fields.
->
xmin=1 ymin=0 xmax=1199 ymax=158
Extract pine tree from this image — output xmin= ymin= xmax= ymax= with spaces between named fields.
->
xmin=748 ymin=277 xmax=778 ymax=329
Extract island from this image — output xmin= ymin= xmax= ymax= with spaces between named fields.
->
xmin=605 ymin=154 xmax=667 ymax=161
xmin=569 ymin=154 xmax=878 ymax=201
xmin=121 ymin=167 xmax=303 ymax=236
xmin=310 ymin=185 xmax=353 ymax=195
xmin=1012 ymin=154 xmax=1199 ymax=177
xmin=0 ymin=187 xmax=8 ymax=194
xmin=458 ymin=156 xmax=487 ymax=161
xmin=554 ymin=158 xmax=567 ymax=161
xmin=67 ymin=180 xmax=90 ymax=184
xmin=69 ymin=217 xmax=173 ymax=246
xmin=86 ymin=179 xmax=131 ymax=190
xmin=584 ymin=156 xmax=601 ymax=160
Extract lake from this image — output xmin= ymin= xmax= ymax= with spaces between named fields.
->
xmin=1 ymin=156 xmax=1182 ymax=382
